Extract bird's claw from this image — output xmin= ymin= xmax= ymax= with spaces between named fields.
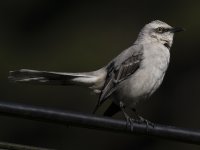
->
xmin=120 ymin=101 xmax=154 ymax=132
xmin=125 ymin=115 xmax=154 ymax=132
xmin=137 ymin=116 xmax=154 ymax=128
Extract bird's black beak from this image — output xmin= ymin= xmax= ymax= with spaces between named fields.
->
xmin=170 ymin=27 xmax=185 ymax=33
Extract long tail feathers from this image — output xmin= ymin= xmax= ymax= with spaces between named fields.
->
xmin=8 ymin=69 xmax=99 ymax=86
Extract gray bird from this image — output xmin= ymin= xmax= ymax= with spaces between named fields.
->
xmin=9 ymin=20 xmax=184 ymax=127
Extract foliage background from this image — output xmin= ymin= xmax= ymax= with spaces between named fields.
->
xmin=0 ymin=1 xmax=200 ymax=149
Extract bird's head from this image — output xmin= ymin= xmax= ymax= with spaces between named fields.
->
xmin=136 ymin=20 xmax=184 ymax=49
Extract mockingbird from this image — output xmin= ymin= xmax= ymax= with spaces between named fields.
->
xmin=9 ymin=20 xmax=184 ymax=128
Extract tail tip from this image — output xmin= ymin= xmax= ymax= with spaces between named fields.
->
xmin=8 ymin=69 xmax=33 ymax=82
xmin=8 ymin=71 xmax=16 ymax=82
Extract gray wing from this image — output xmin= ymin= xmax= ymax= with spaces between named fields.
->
xmin=99 ymin=46 xmax=143 ymax=105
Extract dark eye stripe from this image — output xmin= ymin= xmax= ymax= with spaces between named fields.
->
xmin=155 ymin=27 xmax=170 ymax=33
xmin=163 ymin=28 xmax=170 ymax=32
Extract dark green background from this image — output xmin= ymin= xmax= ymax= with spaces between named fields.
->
xmin=0 ymin=1 xmax=200 ymax=149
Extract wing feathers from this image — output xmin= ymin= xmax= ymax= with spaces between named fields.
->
xmin=99 ymin=52 xmax=143 ymax=105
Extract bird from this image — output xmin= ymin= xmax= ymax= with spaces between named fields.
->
xmin=9 ymin=20 xmax=184 ymax=129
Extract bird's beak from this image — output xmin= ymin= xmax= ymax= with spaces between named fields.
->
xmin=170 ymin=27 xmax=185 ymax=33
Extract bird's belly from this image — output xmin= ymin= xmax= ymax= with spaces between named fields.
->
xmin=113 ymin=44 xmax=170 ymax=108
xmin=114 ymin=67 xmax=165 ymax=108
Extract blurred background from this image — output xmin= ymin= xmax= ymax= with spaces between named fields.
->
xmin=0 ymin=0 xmax=200 ymax=149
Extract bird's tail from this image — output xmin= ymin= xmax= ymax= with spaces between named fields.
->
xmin=8 ymin=69 xmax=106 ymax=89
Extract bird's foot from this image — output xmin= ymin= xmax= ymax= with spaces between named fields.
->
xmin=124 ymin=115 xmax=154 ymax=132
xmin=119 ymin=102 xmax=154 ymax=132
xmin=136 ymin=115 xmax=154 ymax=133
xmin=137 ymin=115 xmax=154 ymax=127
xmin=125 ymin=115 xmax=136 ymax=131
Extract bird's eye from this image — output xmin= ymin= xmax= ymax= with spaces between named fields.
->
xmin=156 ymin=27 xmax=164 ymax=33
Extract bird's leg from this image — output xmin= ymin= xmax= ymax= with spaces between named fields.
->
xmin=132 ymin=108 xmax=154 ymax=130
xmin=119 ymin=102 xmax=135 ymax=131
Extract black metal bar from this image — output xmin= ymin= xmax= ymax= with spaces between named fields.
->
xmin=0 ymin=101 xmax=199 ymax=145
xmin=0 ymin=141 xmax=54 ymax=150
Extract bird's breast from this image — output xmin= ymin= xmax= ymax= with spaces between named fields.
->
xmin=134 ymin=44 xmax=170 ymax=95
xmin=116 ymin=44 xmax=170 ymax=108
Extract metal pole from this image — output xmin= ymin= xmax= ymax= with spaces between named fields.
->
xmin=0 ymin=101 xmax=199 ymax=145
